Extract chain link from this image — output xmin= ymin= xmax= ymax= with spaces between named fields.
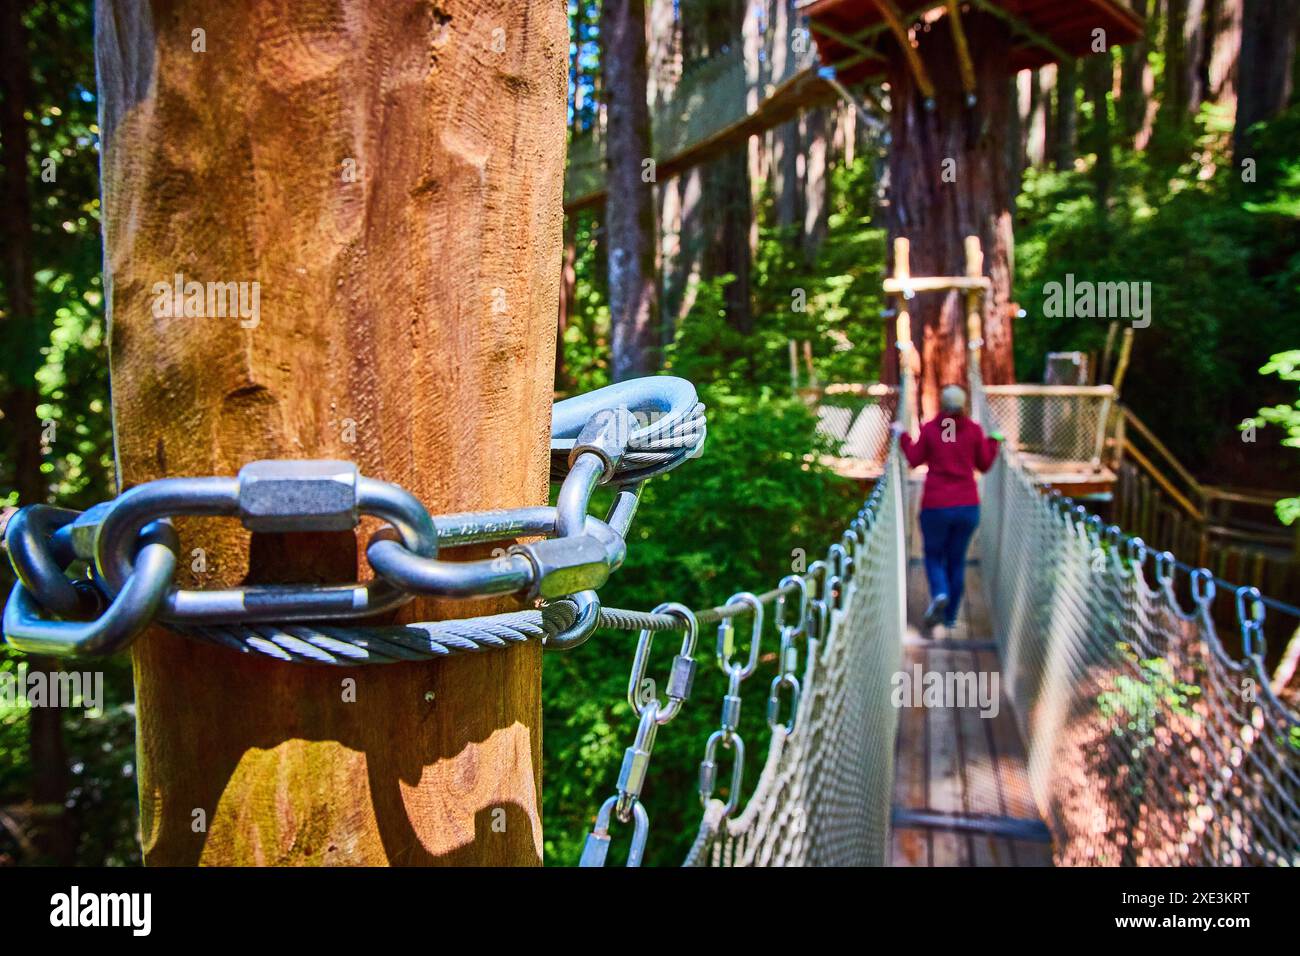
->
xmin=2 ymin=377 xmax=706 ymax=660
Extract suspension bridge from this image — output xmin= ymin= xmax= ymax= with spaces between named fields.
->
xmin=579 ymin=352 xmax=1299 ymax=867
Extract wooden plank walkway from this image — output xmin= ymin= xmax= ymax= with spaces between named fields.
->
xmin=890 ymin=481 xmax=1053 ymax=867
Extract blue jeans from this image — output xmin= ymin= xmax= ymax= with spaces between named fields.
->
xmin=918 ymin=505 xmax=980 ymax=623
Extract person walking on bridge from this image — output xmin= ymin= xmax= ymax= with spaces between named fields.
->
xmin=891 ymin=385 xmax=1002 ymax=629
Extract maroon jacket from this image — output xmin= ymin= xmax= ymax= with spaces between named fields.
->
xmin=900 ymin=414 xmax=1001 ymax=511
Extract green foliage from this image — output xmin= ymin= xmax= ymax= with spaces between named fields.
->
xmin=1014 ymin=104 xmax=1300 ymax=472
xmin=542 ymin=383 xmax=858 ymax=865
xmin=1250 ymin=350 xmax=1300 ymax=524
xmin=1097 ymin=644 xmax=1200 ymax=749
xmin=558 ymin=209 xmax=612 ymax=394
xmin=543 ymin=154 xmax=882 ymax=866
xmin=752 ymin=155 xmax=887 ymax=388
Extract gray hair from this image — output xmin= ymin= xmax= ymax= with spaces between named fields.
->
xmin=940 ymin=385 xmax=967 ymax=413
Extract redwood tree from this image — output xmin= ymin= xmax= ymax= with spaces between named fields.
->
xmin=883 ymin=10 xmax=1015 ymax=416
xmin=602 ymin=0 xmax=660 ymax=380
xmin=1234 ymin=0 xmax=1298 ymax=158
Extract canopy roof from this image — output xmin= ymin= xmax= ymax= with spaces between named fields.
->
xmin=801 ymin=0 xmax=1144 ymax=84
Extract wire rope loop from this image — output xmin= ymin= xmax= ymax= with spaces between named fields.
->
xmin=1235 ymin=586 xmax=1266 ymax=659
xmin=628 ymin=602 xmax=698 ymax=725
xmin=715 ymin=591 xmax=763 ymax=679
xmin=579 ymin=795 xmax=649 ymax=868
xmin=698 ymin=729 xmax=745 ymax=817
xmin=3 ymin=521 xmax=179 ymax=658
xmin=1154 ymin=550 xmax=1177 ymax=588
xmin=775 ymin=575 xmax=809 ymax=636
xmin=547 ymin=589 xmax=602 ymax=651
xmin=767 ymin=673 xmax=801 ymax=735
xmin=1191 ymin=567 xmax=1217 ymax=607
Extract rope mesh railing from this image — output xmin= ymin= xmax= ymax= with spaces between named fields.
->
xmin=974 ymin=365 xmax=1300 ymax=866
xmin=979 ymin=386 xmax=1113 ymax=466
xmin=682 ymin=440 xmax=907 ymax=866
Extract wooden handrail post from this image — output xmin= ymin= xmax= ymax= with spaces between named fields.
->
xmin=892 ymin=237 xmax=917 ymax=430
xmin=963 ymin=234 xmax=984 ymax=369
xmin=96 ymin=0 xmax=565 ymax=865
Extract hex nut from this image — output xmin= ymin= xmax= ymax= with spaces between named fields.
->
xmin=237 ymin=460 xmax=360 ymax=533
xmin=511 ymin=535 xmax=610 ymax=599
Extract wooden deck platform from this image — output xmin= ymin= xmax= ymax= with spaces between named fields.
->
xmin=890 ymin=488 xmax=1054 ymax=867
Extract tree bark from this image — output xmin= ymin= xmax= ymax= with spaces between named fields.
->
xmin=802 ymin=106 xmax=830 ymax=262
xmin=1027 ymin=65 xmax=1053 ymax=166
xmin=688 ymin=0 xmax=753 ymax=334
xmin=0 ymin=0 xmax=73 ymax=866
xmin=1206 ymin=0 xmax=1243 ymax=112
xmin=96 ymin=0 xmax=564 ymax=865
xmin=1234 ymin=0 xmax=1298 ymax=157
xmin=602 ymin=0 xmax=659 ymax=380
xmin=557 ymin=218 xmax=576 ymax=392
xmin=1119 ymin=0 xmax=1152 ymax=143
xmin=1083 ymin=52 xmax=1114 ymax=216
xmin=883 ymin=10 xmax=1015 ymax=417
xmin=1053 ymin=57 xmax=1078 ymax=171
xmin=1155 ymin=0 xmax=1194 ymax=154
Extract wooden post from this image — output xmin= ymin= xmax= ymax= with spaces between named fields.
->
xmin=963 ymin=235 xmax=984 ymax=366
xmin=892 ymin=237 xmax=917 ymax=430
xmin=1111 ymin=327 xmax=1135 ymax=394
xmin=95 ymin=0 xmax=566 ymax=865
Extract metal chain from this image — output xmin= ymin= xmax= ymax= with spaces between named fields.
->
xmin=2 ymin=377 xmax=707 ymax=660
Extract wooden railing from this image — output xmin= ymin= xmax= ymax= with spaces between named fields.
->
xmin=1113 ymin=404 xmax=1299 ymax=606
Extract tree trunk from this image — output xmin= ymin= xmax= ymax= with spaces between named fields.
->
xmin=95 ymin=0 xmax=564 ymax=865
xmin=1185 ymin=0 xmax=1210 ymax=113
xmin=1007 ymin=71 xmax=1027 ymax=199
xmin=1083 ymin=52 xmax=1114 ymax=216
xmin=1206 ymin=0 xmax=1243 ymax=112
xmin=1027 ymin=65 xmax=1052 ymax=166
xmin=1120 ymin=0 xmax=1152 ymax=143
xmin=1234 ymin=0 xmax=1298 ymax=157
xmin=0 ymin=0 xmax=73 ymax=866
xmin=883 ymin=10 xmax=1015 ymax=417
xmin=802 ymin=106 xmax=830 ymax=263
xmin=1155 ymin=0 xmax=1194 ymax=154
xmin=688 ymin=0 xmax=753 ymax=334
xmin=1053 ymin=57 xmax=1078 ymax=171
xmin=602 ymin=0 xmax=659 ymax=380
xmin=557 ymin=219 xmax=576 ymax=392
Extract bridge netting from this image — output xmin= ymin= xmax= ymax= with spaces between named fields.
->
xmin=582 ymin=368 xmax=1300 ymax=867
xmin=974 ymin=363 xmax=1300 ymax=866
xmin=683 ymin=437 xmax=906 ymax=866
